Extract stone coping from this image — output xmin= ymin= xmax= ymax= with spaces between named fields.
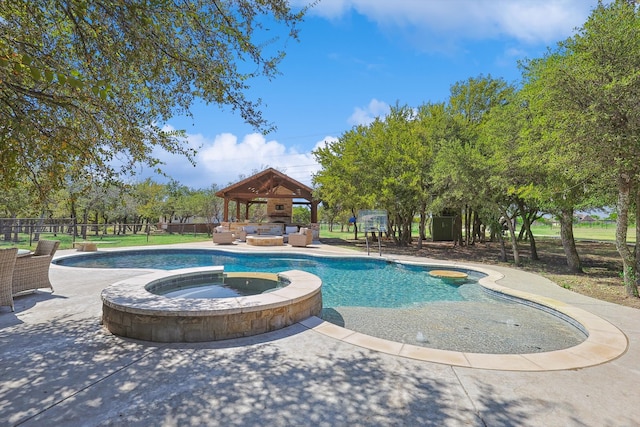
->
xmin=101 ymin=267 xmax=321 ymax=316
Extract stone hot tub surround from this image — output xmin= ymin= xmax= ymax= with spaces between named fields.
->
xmin=101 ymin=267 xmax=322 ymax=342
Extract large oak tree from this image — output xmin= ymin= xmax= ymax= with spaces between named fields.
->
xmin=1 ymin=0 xmax=306 ymax=199
xmin=532 ymin=0 xmax=640 ymax=296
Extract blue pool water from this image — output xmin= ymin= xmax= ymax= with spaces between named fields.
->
xmin=55 ymin=249 xmax=485 ymax=309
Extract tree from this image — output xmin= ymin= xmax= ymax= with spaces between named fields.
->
xmin=313 ymin=125 xmax=375 ymax=240
xmin=517 ymin=54 xmax=615 ymax=272
xmin=197 ymin=184 xmax=224 ymax=231
xmin=478 ymin=88 xmax=547 ymax=265
xmin=292 ymin=206 xmax=311 ymax=224
xmin=315 ymin=104 xmax=427 ymax=246
xmin=368 ymin=105 xmax=424 ymax=246
xmin=536 ymin=0 xmax=640 ymax=295
xmin=1 ymin=1 xmax=307 ymax=199
xmin=134 ymin=179 xmax=169 ymax=232
xmin=431 ymin=75 xmax=513 ymax=248
xmin=164 ymin=180 xmax=194 ymax=225
xmin=412 ymin=102 xmax=446 ymax=249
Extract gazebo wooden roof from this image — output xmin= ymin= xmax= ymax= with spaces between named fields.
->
xmin=215 ymin=168 xmax=318 ymax=223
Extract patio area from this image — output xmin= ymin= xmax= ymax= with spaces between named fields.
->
xmin=1 ymin=241 xmax=639 ymax=426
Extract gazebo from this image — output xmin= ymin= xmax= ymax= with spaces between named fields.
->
xmin=215 ymin=168 xmax=318 ymax=224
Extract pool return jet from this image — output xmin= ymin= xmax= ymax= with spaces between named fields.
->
xmin=358 ymin=210 xmax=388 ymax=256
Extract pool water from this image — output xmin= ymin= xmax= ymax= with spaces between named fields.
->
xmin=56 ymin=249 xmax=483 ymax=309
xmin=150 ymin=274 xmax=286 ymax=299
xmin=161 ymin=283 xmax=248 ymax=299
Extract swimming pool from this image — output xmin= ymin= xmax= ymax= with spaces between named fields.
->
xmin=56 ymin=248 xmax=587 ymax=353
xmin=56 ymin=249 xmax=485 ymax=307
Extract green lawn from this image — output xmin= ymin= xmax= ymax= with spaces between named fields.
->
xmin=318 ymin=222 xmax=635 ymax=243
xmin=0 ymin=232 xmax=212 ymax=250
xmin=529 ymin=223 xmax=635 ymax=243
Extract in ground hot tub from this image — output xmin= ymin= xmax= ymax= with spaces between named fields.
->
xmin=101 ymin=267 xmax=322 ymax=342
xmin=147 ymin=271 xmax=287 ymax=298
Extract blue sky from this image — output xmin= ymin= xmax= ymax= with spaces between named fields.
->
xmin=147 ymin=0 xmax=604 ymax=190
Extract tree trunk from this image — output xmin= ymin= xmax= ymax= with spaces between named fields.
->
xmin=635 ymin=189 xmax=640 ymax=298
xmin=501 ymin=208 xmax=520 ymax=266
xmin=80 ymin=209 xmax=88 ymax=240
xmin=465 ymin=205 xmax=471 ymax=246
xmin=496 ymin=224 xmax=507 ymax=262
xmin=417 ymin=201 xmax=426 ymax=250
xmin=34 ymin=214 xmax=45 ymax=241
xmin=453 ymin=211 xmax=463 ymax=246
xmin=472 ymin=211 xmax=482 ymax=244
xmin=507 ymin=225 xmax=520 ymax=267
xmin=615 ymin=175 xmax=637 ymax=297
xmin=526 ymin=226 xmax=538 ymax=260
xmin=519 ymin=208 xmax=539 ymax=261
xmin=70 ymin=199 xmax=78 ymax=237
xmin=559 ymin=208 xmax=582 ymax=273
xmin=11 ymin=217 xmax=19 ymax=242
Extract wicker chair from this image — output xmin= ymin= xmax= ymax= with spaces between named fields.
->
xmin=288 ymin=228 xmax=313 ymax=247
xmin=12 ymin=240 xmax=60 ymax=296
xmin=212 ymin=231 xmax=234 ymax=245
xmin=0 ymin=248 xmax=18 ymax=311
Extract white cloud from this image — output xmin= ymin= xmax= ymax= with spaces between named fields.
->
xmin=141 ymin=130 xmax=321 ymax=189
xmin=312 ymin=136 xmax=338 ymax=153
xmin=296 ymin=0 xmax=599 ymax=45
xmin=347 ymin=99 xmax=390 ymax=126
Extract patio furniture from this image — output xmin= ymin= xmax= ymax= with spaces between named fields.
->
xmin=288 ymin=228 xmax=313 ymax=247
xmin=0 ymin=248 xmax=18 ymax=311
xmin=12 ymin=239 xmax=60 ymax=296
xmin=235 ymin=225 xmax=258 ymax=242
xmin=212 ymin=231 xmax=234 ymax=245
xmin=283 ymin=226 xmax=299 ymax=243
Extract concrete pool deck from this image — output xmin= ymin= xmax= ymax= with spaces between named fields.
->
xmin=1 ymin=241 xmax=639 ymax=426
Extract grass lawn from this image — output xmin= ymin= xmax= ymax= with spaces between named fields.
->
xmin=529 ymin=223 xmax=635 ymax=242
xmin=319 ymin=222 xmax=635 ymax=243
xmin=0 ymin=232 xmax=212 ymax=251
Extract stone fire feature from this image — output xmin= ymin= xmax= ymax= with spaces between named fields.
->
xmin=267 ymin=196 xmax=292 ymax=223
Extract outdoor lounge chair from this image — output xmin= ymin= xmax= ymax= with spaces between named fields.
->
xmin=288 ymin=228 xmax=313 ymax=247
xmin=283 ymin=226 xmax=299 ymax=243
xmin=0 ymin=248 xmax=18 ymax=311
xmin=12 ymin=239 xmax=60 ymax=296
xmin=212 ymin=231 xmax=234 ymax=245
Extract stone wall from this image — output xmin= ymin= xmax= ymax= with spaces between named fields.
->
xmin=266 ymin=197 xmax=292 ymax=222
